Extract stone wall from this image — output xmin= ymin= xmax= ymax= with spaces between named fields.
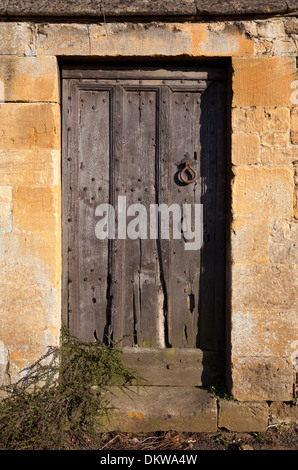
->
xmin=0 ymin=14 xmax=297 ymax=402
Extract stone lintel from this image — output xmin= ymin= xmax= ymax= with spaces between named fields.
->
xmin=0 ymin=0 xmax=297 ymax=21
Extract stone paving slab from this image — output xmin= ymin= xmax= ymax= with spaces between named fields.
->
xmin=102 ymin=386 xmax=218 ymax=433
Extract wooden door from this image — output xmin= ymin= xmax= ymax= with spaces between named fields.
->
xmin=62 ymin=66 xmax=227 ymax=386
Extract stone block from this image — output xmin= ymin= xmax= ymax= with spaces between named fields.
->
xmin=230 ymin=357 xmax=294 ymax=402
xmin=254 ymin=37 xmax=273 ymax=56
xmin=231 ymin=166 xmax=293 ymax=218
xmin=0 ymin=149 xmax=60 ymax=186
xmin=271 ymin=38 xmax=297 ymax=56
xmin=285 ymin=18 xmax=298 ymax=35
xmin=101 ymin=386 xmax=218 ymax=432
xmin=2 ymin=0 xmax=297 ymax=20
xmin=89 ymin=23 xmax=191 ymax=57
xmin=231 ymin=133 xmax=260 ymax=165
xmin=231 ymin=263 xmax=297 ymax=311
xmin=0 ymin=0 xmax=7 ymax=18
xmin=270 ymin=402 xmax=298 ymax=425
xmin=0 ymin=340 xmax=10 ymax=387
xmin=218 ymin=400 xmax=269 ymax=432
xmin=0 ymin=186 xmax=12 ymax=232
xmin=195 ymin=1 xmax=296 ymax=16
xmin=0 ymin=56 xmax=59 ymax=102
xmin=261 ymin=146 xmax=297 ymax=165
xmin=89 ymin=22 xmax=253 ymax=57
xmin=232 ymin=57 xmax=296 ymax=107
xmin=185 ymin=22 xmax=253 ymax=57
xmin=255 ymin=19 xmax=286 ymax=38
xmin=0 ymin=22 xmax=34 ymax=56
xmin=12 ymin=185 xmax=60 ymax=232
xmin=231 ymin=217 xmax=269 ymax=264
xmin=269 ymin=219 xmax=298 ymax=264
xmin=0 ymin=103 xmax=60 ymax=149
xmin=291 ymin=108 xmax=298 ymax=144
xmin=7 ymin=0 xmax=197 ymax=19
xmin=0 ymin=229 xmax=61 ymax=376
xmin=261 ymin=131 xmax=290 ymax=148
xmin=232 ymin=107 xmax=290 ymax=133
xmin=294 ymin=162 xmax=298 ymax=220
xmin=231 ymin=311 xmax=298 ymax=357
xmin=36 ymin=23 xmax=90 ymax=56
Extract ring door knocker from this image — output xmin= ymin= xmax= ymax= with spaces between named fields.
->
xmin=178 ymin=156 xmax=198 ymax=185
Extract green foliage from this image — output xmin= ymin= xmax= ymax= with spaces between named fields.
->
xmin=215 ymin=434 xmax=229 ymax=448
xmin=253 ymin=432 xmax=264 ymax=443
xmin=209 ymin=382 xmax=236 ymax=401
xmin=0 ymin=327 xmax=141 ymax=450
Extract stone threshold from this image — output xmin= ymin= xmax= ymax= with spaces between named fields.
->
xmin=100 ymin=386 xmax=298 ymax=433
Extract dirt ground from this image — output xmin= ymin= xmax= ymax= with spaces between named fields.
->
xmin=97 ymin=423 xmax=298 ymax=451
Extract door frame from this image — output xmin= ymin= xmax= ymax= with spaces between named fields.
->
xmin=60 ymin=60 xmax=231 ymax=387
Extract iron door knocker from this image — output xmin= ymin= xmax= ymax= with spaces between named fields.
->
xmin=179 ymin=159 xmax=197 ymax=185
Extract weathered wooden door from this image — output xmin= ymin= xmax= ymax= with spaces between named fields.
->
xmin=62 ymin=66 xmax=227 ymax=386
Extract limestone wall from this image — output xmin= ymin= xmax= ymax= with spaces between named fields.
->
xmin=0 ymin=15 xmax=297 ymax=401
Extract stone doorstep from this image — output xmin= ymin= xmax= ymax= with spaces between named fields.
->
xmin=101 ymin=387 xmax=218 ymax=433
xmin=99 ymin=386 xmax=271 ymax=433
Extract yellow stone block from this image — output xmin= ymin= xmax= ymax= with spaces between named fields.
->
xmin=231 ymin=167 xmax=293 ymax=218
xmin=0 ymin=103 xmax=60 ymax=149
xmin=0 ymin=230 xmax=61 ymax=376
xmin=13 ymin=185 xmax=60 ymax=232
xmin=294 ymin=163 xmax=298 ymax=221
xmin=231 ymin=263 xmax=297 ymax=311
xmin=232 ymin=57 xmax=297 ymax=107
xmin=89 ymin=22 xmax=253 ymax=57
xmin=0 ymin=186 xmax=12 ymax=232
xmin=231 ymin=217 xmax=269 ymax=264
xmin=230 ymin=357 xmax=294 ymax=402
xmin=269 ymin=219 xmax=298 ymax=264
xmin=4 ymin=229 xmax=61 ymax=283
xmin=261 ymin=146 xmax=297 ymax=165
xmin=291 ymin=108 xmax=298 ymax=144
xmin=0 ymin=227 xmax=61 ymax=379
xmin=0 ymin=23 xmax=34 ymax=56
xmin=0 ymin=56 xmax=60 ymax=103
xmin=0 ymin=149 xmax=60 ymax=185
xmin=232 ymin=107 xmax=290 ymax=133
xmin=34 ymin=230 xmax=61 ymax=278
xmin=186 ymin=22 xmax=253 ymax=57
xmin=36 ymin=23 xmax=90 ymax=56
xmin=232 ymin=311 xmax=298 ymax=358
xmin=231 ymin=133 xmax=260 ymax=165
xmin=261 ymin=131 xmax=290 ymax=148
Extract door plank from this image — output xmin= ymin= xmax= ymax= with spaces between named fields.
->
xmin=159 ymin=87 xmax=202 ymax=348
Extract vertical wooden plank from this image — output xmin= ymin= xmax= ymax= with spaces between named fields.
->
xmin=63 ymin=82 xmax=112 ymax=342
xmin=111 ymin=87 xmax=160 ymax=347
xmin=65 ymin=81 xmax=80 ymax=337
xmin=76 ymin=87 xmax=110 ymax=342
xmin=160 ymin=88 xmax=202 ymax=348
xmin=124 ymin=89 xmax=159 ymax=347
xmin=157 ymin=85 xmax=172 ymax=348
xmin=61 ymin=79 xmax=72 ymax=328
xmin=110 ymin=85 xmax=126 ymax=344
